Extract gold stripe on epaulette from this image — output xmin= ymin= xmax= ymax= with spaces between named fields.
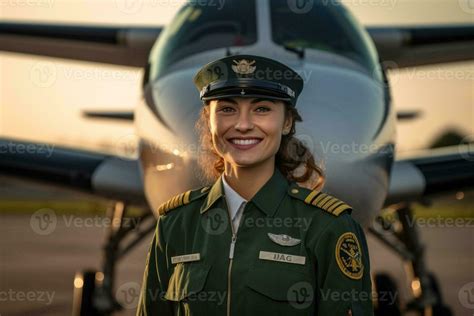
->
xmin=323 ymin=198 xmax=339 ymax=210
xmin=332 ymin=203 xmax=351 ymax=216
xmin=311 ymin=193 xmax=327 ymax=206
xmin=313 ymin=194 xmax=332 ymax=208
xmin=328 ymin=201 xmax=344 ymax=213
xmin=304 ymin=190 xmax=319 ymax=204
xmin=157 ymin=190 xmax=192 ymax=216
xmin=304 ymin=191 xmax=351 ymax=216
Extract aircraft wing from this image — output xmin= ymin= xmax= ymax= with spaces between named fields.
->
xmin=386 ymin=145 xmax=474 ymax=206
xmin=366 ymin=25 xmax=474 ymax=68
xmin=0 ymin=22 xmax=162 ymax=67
xmin=0 ymin=138 xmax=147 ymax=205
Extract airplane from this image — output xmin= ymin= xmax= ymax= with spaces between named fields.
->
xmin=1 ymin=0 xmax=473 ymax=315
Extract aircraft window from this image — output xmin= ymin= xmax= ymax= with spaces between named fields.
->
xmin=150 ymin=0 xmax=257 ymax=80
xmin=270 ymin=0 xmax=381 ymax=78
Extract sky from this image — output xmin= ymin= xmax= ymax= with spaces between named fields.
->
xmin=0 ymin=0 xmax=473 ymax=156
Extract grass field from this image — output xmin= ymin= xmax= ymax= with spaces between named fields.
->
xmin=1 ymin=194 xmax=472 ymax=219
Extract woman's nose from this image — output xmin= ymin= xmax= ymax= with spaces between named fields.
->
xmin=235 ymin=112 xmax=254 ymax=131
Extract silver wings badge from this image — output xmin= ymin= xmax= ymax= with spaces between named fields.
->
xmin=267 ymin=233 xmax=301 ymax=246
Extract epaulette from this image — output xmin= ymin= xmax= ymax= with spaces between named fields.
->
xmin=289 ymin=184 xmax=352 ymax=216
xmin=157 ymin=186 xmax=210 ymax=216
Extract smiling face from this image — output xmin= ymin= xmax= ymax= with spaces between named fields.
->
xmin=208 ymin=97 xmax=293 ymax=171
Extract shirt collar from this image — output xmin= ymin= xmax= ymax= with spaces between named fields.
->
xmin=221 ymin=174 xmax=247 ymax=220
xmin=200 ymin=167 xmax=289 ymax=217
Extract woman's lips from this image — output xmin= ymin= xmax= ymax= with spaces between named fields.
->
xmin=227 ymin=138 xmax=262 ymax=150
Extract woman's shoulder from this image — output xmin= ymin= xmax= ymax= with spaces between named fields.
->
xmin=287 ymin=182 xmax=353 ymax=218
xmin=156 ymin=185 xmax=211 ymax=217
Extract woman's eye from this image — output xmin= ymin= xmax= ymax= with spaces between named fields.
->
xmin=255 ymin=106 xmax=270 ymax=112
xmin=219 ymin=106 xmax=235 ymax=113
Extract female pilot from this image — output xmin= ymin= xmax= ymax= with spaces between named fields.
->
xmin=136 ymin=54 xmax=373 ymax=316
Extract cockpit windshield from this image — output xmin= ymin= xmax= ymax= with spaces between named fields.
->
xmin=149 ymin=0 xmax=257 ymax=81
xmin=270 ymin=0 xmax=380 ymax=76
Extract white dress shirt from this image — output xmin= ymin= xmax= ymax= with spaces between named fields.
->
xmin=221 ymin=174 xmax=247 ymax=233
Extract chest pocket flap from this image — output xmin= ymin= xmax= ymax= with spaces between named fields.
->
xmin=165 ymin=262 xmax=211 ymax=301
xmin=246 ymin=263 xmax=313 ymax=302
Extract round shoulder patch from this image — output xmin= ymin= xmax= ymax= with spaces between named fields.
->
xmin=335 ymin=232 xmax=364 ymax=280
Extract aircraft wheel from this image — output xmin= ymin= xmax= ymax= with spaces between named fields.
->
xmin=374 ymin=273 xmax=401 ymax=316
xmin=72 ymin=270 xmax=100 ymax=316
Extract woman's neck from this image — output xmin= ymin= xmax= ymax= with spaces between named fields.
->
xmin=222 ymin=159 xmax=275 ymax=201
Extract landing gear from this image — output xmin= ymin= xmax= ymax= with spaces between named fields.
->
xmin=374 ymin=273 xmax=401 ymax=316
xmin=369 ymin=202 xmax=453 ymax=316
xmin=71 ymin=201 xmax=156 ymax=316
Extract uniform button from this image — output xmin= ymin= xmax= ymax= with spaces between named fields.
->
xmin=291 ymin=188 xmax=299 ymax=194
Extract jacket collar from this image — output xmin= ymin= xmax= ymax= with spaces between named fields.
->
xmin=200 ymin=167 xmax=289 ymax=217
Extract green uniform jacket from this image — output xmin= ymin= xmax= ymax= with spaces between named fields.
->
xmin=136 ymin=168 xmax=373 ymax=316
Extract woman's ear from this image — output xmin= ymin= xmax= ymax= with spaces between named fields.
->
xmin=283 ymin=110 xmax=293 ymax=134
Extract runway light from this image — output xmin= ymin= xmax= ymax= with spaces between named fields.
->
xmin=456 ymin=191 xmax=464 ymax=200
xmin=74 ymin=277 xmax=84 ymax=289
xmin=95 ymin=272 xmax=104 ymax=282
xmin=411 ymin=278 xmax=421 ymax=297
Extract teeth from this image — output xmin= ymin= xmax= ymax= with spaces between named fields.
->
xmin=231 ymin=139 xmax=261 ymax=145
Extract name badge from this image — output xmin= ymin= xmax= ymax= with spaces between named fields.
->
xmin=259 ymin=251 xmax=306 ymax=265
xmin=171 ymin=253 xmax=200 ymax=264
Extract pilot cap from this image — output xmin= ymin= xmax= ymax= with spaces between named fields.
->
xmin=193 ymin=54 xmax=304 ymax=106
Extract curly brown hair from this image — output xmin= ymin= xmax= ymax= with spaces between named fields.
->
xmin=194 ymin=100 xmax=325 ymax=191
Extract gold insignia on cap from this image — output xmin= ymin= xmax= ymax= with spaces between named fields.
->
xmin=232 ymin=59 xmax=256 ymax=74
xmin=335 ymin=232 xmax=364 ymax=280
xmin=267 ymin=233 xmax=301 ymax=246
